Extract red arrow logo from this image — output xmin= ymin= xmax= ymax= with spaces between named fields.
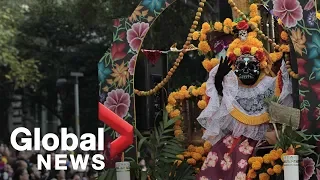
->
xmin=98 ymin=102 xmax=133 ymax=158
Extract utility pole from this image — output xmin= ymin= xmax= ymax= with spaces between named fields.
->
xmin=70 ymin=72 xmax=83 ymax=139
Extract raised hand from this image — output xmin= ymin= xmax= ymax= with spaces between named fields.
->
xmin=215 ymin=56 xmax=232 ymax=96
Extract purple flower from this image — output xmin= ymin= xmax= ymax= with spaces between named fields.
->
xmin=307 ymin=11 xmax=316 ymax=26
xmin=128 ymin=55 xmax=137 ymax=75
xmin=303 ymin=157 xmax=315 ymax=180
xmin=104 ymin=89 xmax=131 ymax=118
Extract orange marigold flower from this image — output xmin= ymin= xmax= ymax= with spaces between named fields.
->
xmin=263 ymin=154 xmax=271 ymax=164
xmin=214 ymin=22 xmax=223 ymax=31
xmin=174 ymin=129 xmax=183 ymax=137
xmin=195 ymin=147 xmax=205 ymax=155
xmin=169 ymin=109 xmax=180 ymax=118
xmin=197 ymin=100 xmax=207 ymax=109
xmin=223 ymin=18 xmax=233 ymax=27
xmin=202 ymin=58 xmax=213 ymax=72
xmin=187 ymin=158 xmax=196 ymax=165
xmin=252 ymin=161 xmax=262 ymax=170
xmin=191 ymin=152 xmax=202 ymax=161
xmin=188 ymin=145 xmax=196 ymax=152
xmin=273 ymin=164 xmax=282 ymax=174
xmin=166 ymin=104 xmax=174 ymax=113
xmin=176 ymin=154 xmax=184 ymax=160
xmin=201 ymin=22 xmax=211 ymax=33
xmin=259 ymin=173 xmax=270 ymax=180
xmin=247 ymin=169 xmax=257 ymax=178
xmin=183 ymin=151 xmax=191 ymax=157
xmin=198 ymin=41 xmax=211 ymax=54
xmin=199 ymin=32 xmax=207 ymax=41
xmin=174 ymin=125 xmax=181 ymax=130
xmin=267 ymin=168 xmax=275 ymax=175
xmin=175 ymin=120 xmax=182 ymax=126
xmin=168 ymin=96 xmax=176 ymax=105
xmin=191 ymin=88 xmax=199 ymax=96
xmin=280 ymin=31 xmax=288 ymax=41
xmin=279 ymin=44 xmax=290 ymax=53
xmin=192 ymin=31 xmax=200 ymax=40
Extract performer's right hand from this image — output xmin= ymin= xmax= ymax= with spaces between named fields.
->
xmin=215 ymin=56 xmax=232 ymax=96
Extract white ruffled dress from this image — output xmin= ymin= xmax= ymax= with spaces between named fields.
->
xmin=197 ymin=61 xmax=292 ymax=146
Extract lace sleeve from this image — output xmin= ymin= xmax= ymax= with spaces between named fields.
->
xmin=197 ymin=65 xmax=239 ymax=129
xmin=278 ymin=60 xmax=293 ymax=107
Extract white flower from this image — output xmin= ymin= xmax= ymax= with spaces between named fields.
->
xmin=237 ymin=159 xmax=248 ymax=169
xmin=223 ymin=135 xmax=234 ymax=149
xmin=201 ymin=152 xmax=219 ymax=170
xmin=238 ymin=140 xmax=253 ymax=155
xmin=220 ymin=153 xmax=232 ymax=171
xmin=234 ymin=171 xmax=246 ymax=180
xmin=200 ymin=176 xmax=209 ymax=180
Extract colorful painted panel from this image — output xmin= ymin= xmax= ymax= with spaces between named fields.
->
xmin=270 ymin=0 xmax=320 ymax=178
xmin=98 ymin=0 xmax=177 ymax=162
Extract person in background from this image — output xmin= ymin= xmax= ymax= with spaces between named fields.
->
xmin=13 ymin=168 xmax=28 ymax=180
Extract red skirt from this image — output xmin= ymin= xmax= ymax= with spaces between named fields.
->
xmin=196 ymin=135 xmax=257 ymax=180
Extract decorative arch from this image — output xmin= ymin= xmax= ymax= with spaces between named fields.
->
xmin=98 ymin=0 xmax=179 ymax=160
xmin=98 ymin=0 xmax=320 ymax=163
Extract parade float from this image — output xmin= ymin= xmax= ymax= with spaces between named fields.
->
xmin=98 ymin=0 xmax=320 ymax=179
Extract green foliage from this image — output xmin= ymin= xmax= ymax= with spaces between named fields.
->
xmin=274 ymin=127 xmax=317 ymax=156
xmin=135 ymin=110 xmax=196 ymax=180
xmin=0 ymin=2 xmax=42 ymax=89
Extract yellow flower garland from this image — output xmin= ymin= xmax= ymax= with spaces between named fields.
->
xmin=167 ymin=84 xmax=213 ymax=167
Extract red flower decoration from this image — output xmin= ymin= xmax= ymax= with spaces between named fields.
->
xmin=118 ymin=32 xmax=126 ymax=40
xmin=311 ymin=83 xmax=320 ymax=100
xmin=228 ymin=53 xmax=237 ymax=62
xmin=236 ymin=20 xmax=249 ymax=30
xmin=300 ymin=108 xmax=310 ymax=130
xmin=298 ymin=58 xmax=308 ymax=76
xmin=241 ymin=46 xmax=251 ymax=54
xmin=255 ymin=50 xmax=265 ymax=61
xmin=113 ymin=19 xmax=121 ymax=27
xmin=111 ymin=43 xmax=127 ymax=61
xmin=300 ymin=79 xmax=309 ymax=88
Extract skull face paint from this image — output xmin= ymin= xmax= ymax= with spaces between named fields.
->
xmin=234 ymin=55 xmax=260 ymax=85
xmin=238 ymin=30 xmax=248 ymax=41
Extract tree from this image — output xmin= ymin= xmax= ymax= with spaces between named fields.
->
xmin=0 ymin=1 xmax=42 ymax=90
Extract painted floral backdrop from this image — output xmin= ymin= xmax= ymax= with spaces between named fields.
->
xmin=98 ymin=0 xmax=177 ymax=163
xmin=270 ymin=0 xmax=320 ymax=178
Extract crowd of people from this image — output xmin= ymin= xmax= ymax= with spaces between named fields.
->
xmin=0 ymin=129 xmax=101 ymax=180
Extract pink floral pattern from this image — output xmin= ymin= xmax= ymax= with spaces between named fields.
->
xmin=234 ymin=172 xmax=246 ymax=180
xmin=304 ymin=0 xmax=315 ymax=11
xmin=128 ymin=55 xmax=137 ymax=75
xmin=238 ymin=140 xmax=253 ymax=155
xmin=127 ymin=22 xmax=149 ymax=52
xmin=303 ymin=157 xmax=315 ymax=180
xmin=316 ymin=168 xmax=320 ymax=180
xmin=273 ymin=0 xmax=303 ymax=28
xmin=104 ymin=89 xmax=131 ymax=118
xmin=201 ymin=152 xmax=219 ymax=170
xmin=223 ymin=135 xmax=234 ymax=148
xmin=220 ymin=153 xmax=232 ymax=171
xmin=199 ymin=176 xmax=209 ymax=180
xmin=237 ymin=159 xmax=247 ymax=169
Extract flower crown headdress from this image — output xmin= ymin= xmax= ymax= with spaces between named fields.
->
xmin=194 ymin=3 xmax=292 ymax=73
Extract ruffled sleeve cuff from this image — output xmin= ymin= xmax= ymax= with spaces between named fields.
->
xmin=197 ymin=65 xmax=239 ymax=129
